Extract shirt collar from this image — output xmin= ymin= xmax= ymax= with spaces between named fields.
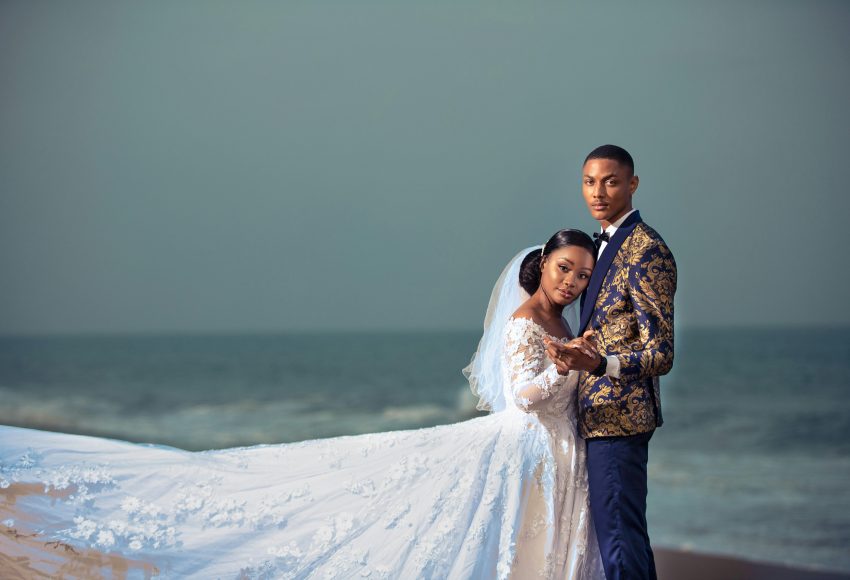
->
xmin=602 ymin=208 xmax=638 ymax=236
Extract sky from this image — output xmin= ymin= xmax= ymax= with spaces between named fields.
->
xmin=1 ymin=0 xmax=849 ymax=334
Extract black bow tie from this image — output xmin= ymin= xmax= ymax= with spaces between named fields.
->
xmin=593 ymin=232 xmax=610 ymax=249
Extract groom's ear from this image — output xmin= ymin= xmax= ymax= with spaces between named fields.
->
xmin=629 ymin=174 xmax=640 ymax=195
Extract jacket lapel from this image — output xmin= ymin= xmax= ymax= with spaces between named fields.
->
xmin=579 ymin=210 xmax=642 ymax=332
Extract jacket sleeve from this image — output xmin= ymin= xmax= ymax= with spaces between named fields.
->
xmin=614 ymin=235 xmax=677 ymax=382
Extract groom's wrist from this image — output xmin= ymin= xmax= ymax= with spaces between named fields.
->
xmin=590 ymin=355 xmax=607 ymax=377
xmin=589 ymin=355 xmax=621 ymax=378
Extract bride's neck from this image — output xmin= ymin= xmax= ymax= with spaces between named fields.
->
xmin=529 ymin=288 xmax=565 ymax=322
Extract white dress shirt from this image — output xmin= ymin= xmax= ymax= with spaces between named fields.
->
xmin=596 ymin=208 xmax=637 ymax=256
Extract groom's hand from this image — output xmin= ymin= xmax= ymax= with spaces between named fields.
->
xmin=545 ymin=332 xmax=602 ymax=374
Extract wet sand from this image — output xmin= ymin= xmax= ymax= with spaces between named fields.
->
xmin=656 ymin=546 xmax=850 ymax=580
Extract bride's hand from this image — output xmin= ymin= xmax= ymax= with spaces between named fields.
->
xmin=545 ymin=333 xmax=602 ymax=374
xmin=544 ymin=337 xmax=581 ymax=375
xmin=543 ymin=338 xmax=570 ymax=374
xmin=547 ymin=332 xmax=596 ymax=358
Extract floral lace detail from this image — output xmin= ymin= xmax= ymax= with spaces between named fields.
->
xmin=1 ymin=448 xmax=115 ymax=505
xmin=1 ymin=342 xmax=604 ymax=579
xmin=502 ymin=317 xmax=575 ymax=415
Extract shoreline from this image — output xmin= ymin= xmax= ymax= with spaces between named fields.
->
xmin=655 ymin=546 xmax=850 ymax=580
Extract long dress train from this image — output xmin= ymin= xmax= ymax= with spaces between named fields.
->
xmin=0 ymin=317 xmax=603 ymax=579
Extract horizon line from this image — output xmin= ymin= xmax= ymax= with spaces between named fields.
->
xmin=1 ymin=322 xmax=849 ymax=340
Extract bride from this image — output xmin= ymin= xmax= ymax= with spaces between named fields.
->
xmin=0 ymin=229 xmax=605 ymax=579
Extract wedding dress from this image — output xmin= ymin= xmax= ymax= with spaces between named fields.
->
xmin=0 ymin=250 xmax=604 ymax=580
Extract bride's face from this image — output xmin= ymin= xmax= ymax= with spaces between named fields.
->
xmin=539 ymin=246 xmax=594 ymax=305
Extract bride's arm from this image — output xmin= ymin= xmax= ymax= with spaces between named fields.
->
xmin=503 ymin=319 xmax=571 ymax=413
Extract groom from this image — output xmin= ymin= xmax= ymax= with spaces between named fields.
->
xmin=546 ymin=145 xmax=676 ymax=580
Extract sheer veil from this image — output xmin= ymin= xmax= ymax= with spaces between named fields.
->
xmin=463 ymin=246 xmax=537 ymax=412
xmin=463 ymin=245 xmax=581 ymax=413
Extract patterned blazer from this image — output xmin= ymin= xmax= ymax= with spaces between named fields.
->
xmin=577 ymin=211 xmax=677 ymax=439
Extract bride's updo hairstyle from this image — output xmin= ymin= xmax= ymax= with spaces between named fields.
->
xmin=519 ymin=229 xmax=596 ymax=295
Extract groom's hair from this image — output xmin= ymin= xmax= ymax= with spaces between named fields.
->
xmin=584 ymin=144 xmax=634 ymax=174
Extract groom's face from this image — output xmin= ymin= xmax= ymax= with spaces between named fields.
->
xmin=582 ymin=158 xmax=639 ymax=227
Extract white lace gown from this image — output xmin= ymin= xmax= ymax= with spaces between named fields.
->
xmin=0 ymin=318 xmax=603 ymax=579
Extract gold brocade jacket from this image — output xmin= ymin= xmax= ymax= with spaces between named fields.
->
xmin=577 ymin=212 xmax=677 ymax=439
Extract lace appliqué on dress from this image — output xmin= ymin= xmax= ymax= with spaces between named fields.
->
xmin=502 ymin=317 xmax=572 ymax=414
xmin=0 ymin=317 xmax=604 ymax=579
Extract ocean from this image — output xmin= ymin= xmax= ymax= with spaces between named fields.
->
xmin=1 ymin=327 xmax=848 ymax=572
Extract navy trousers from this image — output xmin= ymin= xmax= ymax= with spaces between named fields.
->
xmin=586 ymin=431 xmax=656 ymax=580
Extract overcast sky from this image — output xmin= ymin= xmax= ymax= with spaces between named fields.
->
xmin=1 ymin=0 xmax=848 ymax=334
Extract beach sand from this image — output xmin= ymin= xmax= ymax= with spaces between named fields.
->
xmin=656 ymin=546 xmax=850 ymax=580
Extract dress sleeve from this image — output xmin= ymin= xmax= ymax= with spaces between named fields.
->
xmin=502 ymin=318 xmax=570 ymax=413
